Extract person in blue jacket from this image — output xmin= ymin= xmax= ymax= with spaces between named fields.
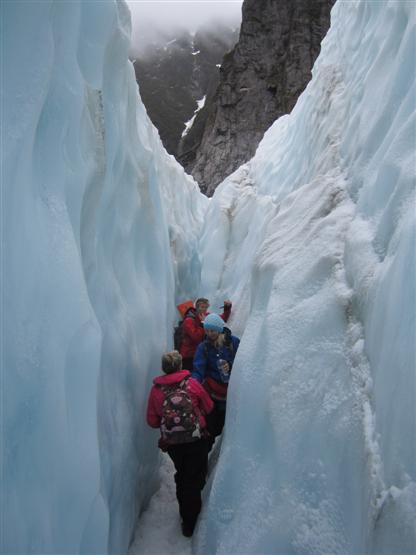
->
xmin=192 ymin=313 xmax=240 ymax=445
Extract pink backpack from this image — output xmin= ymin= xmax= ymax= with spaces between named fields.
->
xmin=159 ymin=378 xmax=201 ymax=445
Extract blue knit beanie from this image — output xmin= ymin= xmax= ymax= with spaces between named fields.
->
xmin=203 ymin=313 xmax=224 ymax=332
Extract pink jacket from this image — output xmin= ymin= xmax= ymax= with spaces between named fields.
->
xmin=146 ymin=370 xmax=214 ymax=429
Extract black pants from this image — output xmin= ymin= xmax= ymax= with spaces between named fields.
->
xmin=167 ymin=439 xmax=208 ymax=529
xmin=205 ymin=402 xmax=226 ymax=450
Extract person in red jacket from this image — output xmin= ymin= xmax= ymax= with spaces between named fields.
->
xmin=146 ymin=350 xmax=213 ymax=537
xmin=180 ymin=298 xmax=232 ymax=370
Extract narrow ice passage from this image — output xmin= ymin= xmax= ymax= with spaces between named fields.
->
xmin=129 ymin=440 xmax=222 ymax=554
xmin=131 ymin=1 xmax=416 ymax=553
xmin=2 ymin=1 xmax=415 ymax=555
xmin=129 ymin=456 xmax=193 ymax=555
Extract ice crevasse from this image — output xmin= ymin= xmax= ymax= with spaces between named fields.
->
xmin=2 ymin=1 xmax=415 ymax=555
xmin=3 ymin=2 xmax=206 ymax=554
xmin=196 ymin=2 xmax=415 ymax=553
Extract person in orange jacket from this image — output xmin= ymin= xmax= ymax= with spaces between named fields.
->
xmin=179 ymin=298 xmax=232 ymax=370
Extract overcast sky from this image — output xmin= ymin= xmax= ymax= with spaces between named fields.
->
xmin=126 ymin=0 xmax=243 ymax=57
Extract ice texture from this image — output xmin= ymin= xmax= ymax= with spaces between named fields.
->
xmin=195 ymin=1 xmax=415 ymax=554
xmin=2 ymin=2 xmax=206 ymax=553
xmin=3 ymin=0 xmax=415 ymax=554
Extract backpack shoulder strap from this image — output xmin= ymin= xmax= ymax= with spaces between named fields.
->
xmin=180 ymin=377 xmax=190 ymax=388
xmin=158 ymin=381 xmax=177 ymax=394
xmin=158 ymin=376 xmax=189 ymax=392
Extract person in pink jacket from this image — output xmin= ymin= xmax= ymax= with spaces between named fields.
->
xmin=146 ymin=350 xmax=214 ymax=537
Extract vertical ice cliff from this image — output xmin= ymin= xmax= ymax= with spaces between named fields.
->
xmin=195 ymin=1 xmax=415 ymax=554
xmin=2 ymin=2 xmax=206 ymax=553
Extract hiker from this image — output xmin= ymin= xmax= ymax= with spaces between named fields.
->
xmin=146 ymin=350 xmax=214 ymax=537
xmin=192 ymin=313 xmax=240 ymax=445
xmin=179 ymin=298 xmax=232 ymax=371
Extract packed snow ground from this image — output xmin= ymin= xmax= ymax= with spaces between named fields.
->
xmin=129 ymin=456 xmax=192 ymax=555
xmin=129 ymin=439 xmax=222 ymax=555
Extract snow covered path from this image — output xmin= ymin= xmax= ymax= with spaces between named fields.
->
xmin=129 ymin=456 xmax=192 ymax=555
xmin=129 ymin=439 xmax=222 ymax=555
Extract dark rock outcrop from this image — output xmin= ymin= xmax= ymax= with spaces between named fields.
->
xmin=133 ymin=24 xmax=238 ymax=158
xmin=183 ymin=0 xmax=335 ymax=196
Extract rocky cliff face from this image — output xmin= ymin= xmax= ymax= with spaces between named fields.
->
xmin=133 ymin=24 xmax=238 ymax=158
xmin=183 ymin=0 xmax=335 ymax=196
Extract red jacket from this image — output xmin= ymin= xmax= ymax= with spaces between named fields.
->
xmin=146 ymin=370 xmax=214 ymax=429
xmin=179 ymin=307 xmax=231 ymax=359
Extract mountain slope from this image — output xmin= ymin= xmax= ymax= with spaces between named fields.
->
xmin=185 ymin=0 xmax=334 ymax=195
xmin=133 ymin=24 xmax=238 ymax=158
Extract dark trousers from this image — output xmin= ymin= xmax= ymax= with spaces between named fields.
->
xmin=167 ymin=439 xmax=208 ymax=529
xmin=205 ymin=402 xmax=226 ymax=450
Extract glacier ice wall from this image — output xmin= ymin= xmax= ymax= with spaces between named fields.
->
xmin=2 ymin=2 xmax=206 ymax=553
xmin=3 ymin=0 xmax=414 ymax=554
xmin=196 ymin=1 xmax=415 ymax=554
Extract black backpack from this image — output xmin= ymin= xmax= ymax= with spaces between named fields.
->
xmin=173 ymin=308 xmax=196 ymax=351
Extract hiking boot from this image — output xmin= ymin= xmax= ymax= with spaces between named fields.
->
xmin=181 ymin=521 xmax=194 ymax=537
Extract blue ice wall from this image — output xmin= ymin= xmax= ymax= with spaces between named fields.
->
xmin=196 ymin=1 xmax=415 ymax=554
xmin=2 ymin=1 xmax=414 ymax=554
xmin=2 ymin=1 xmax=206 ymax=553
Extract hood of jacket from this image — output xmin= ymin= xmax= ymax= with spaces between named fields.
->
xmin=153 ymin=369 xmax=191 ymax=386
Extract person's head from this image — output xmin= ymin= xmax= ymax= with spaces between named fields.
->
xmin=195 ymin=297 xmax=209 ymax=315
xmin=203 ymin=313 xmax=224 ymax=342
xmin=205 ymin=329 xmax=220 ymax=341
xmin=161 ymin=350 xmax=182 ymax=374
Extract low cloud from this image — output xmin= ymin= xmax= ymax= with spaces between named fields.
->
xmin=126 ymin=0 xmax=243 ymax=58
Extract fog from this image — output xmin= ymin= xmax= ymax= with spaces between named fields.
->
xmin=126 ymin=0 xmax=243 ymax=58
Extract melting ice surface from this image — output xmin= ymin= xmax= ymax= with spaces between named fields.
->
xmin=195 ymin=1 xmax=416 ymax=554
xmin=2 ymin=1 xmax=415 ymax=555
xmin=3 ymin=2 xmax=206 ymax=554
